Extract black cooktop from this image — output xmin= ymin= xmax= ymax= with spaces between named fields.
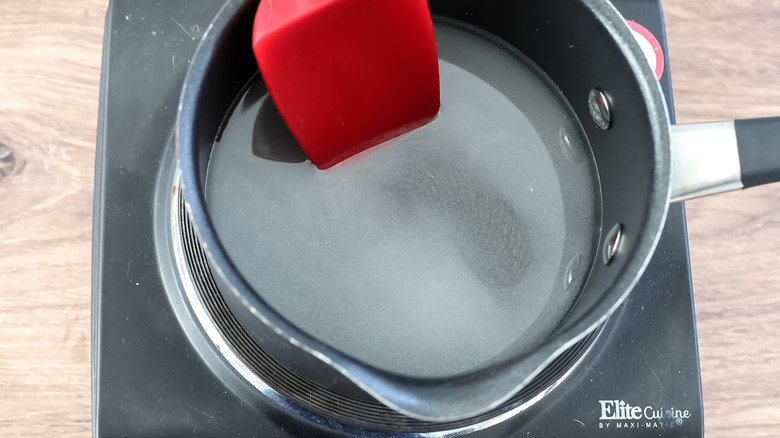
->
xmin=92 ymin=0 xmax=703 ymax=436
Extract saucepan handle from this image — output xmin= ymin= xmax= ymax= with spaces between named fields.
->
xmin=670 ymin=117 xmax=780 ymax=202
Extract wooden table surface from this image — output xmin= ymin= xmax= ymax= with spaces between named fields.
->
xmin=1 ymin=1 xmax=779 ymax=437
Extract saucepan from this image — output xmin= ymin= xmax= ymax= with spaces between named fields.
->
xmin=177 ymin=0 xmax=780 ymax=422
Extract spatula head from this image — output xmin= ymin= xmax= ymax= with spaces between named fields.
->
xmin=253 ymin=0 xmax=440 ymax=169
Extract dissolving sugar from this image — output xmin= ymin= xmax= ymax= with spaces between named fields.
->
xmin=205 ymin=20 xmax=602 ymax=378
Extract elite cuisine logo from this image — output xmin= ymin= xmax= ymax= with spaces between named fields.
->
xmin=598 ymin=400 xmax=692 ymax=430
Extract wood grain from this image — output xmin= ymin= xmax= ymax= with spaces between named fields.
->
xmin=0 ymin=0 xmax=778 ymax=437
xmin=664 ymin=1 xmax=780 ymax=436
xmin=0 ymin=1 xmax=105 ymax=437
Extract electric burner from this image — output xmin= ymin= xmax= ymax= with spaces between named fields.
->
xmin=92 ymin=0 xmax=704 ymax=436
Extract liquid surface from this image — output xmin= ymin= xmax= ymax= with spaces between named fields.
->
xmin=206 ymin=21 xmax=601 ymax=378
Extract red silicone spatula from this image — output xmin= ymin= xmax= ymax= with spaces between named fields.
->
xmin=252 ymin=0 xmax=440 ymax=169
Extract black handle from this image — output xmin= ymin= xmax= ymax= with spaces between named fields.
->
xmin=735 ymin=117 xmax=780 ymax=188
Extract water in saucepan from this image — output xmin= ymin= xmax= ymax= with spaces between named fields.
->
xmin=205 ymin=21 xmax=602 ymax=378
